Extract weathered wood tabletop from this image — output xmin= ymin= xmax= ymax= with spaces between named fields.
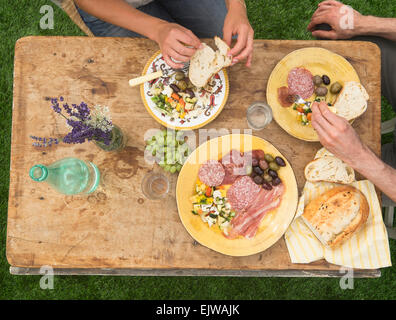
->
xmin=7 ymin=37 xmax=381 ymax=277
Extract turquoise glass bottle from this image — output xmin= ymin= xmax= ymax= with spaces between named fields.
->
xmin=29 ymin=158 xmax=100 ymax=195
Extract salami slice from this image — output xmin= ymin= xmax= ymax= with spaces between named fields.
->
xmin=226 ymin=176 xmax=261 ymax=213
xmin=198 ymin=160 xmax=225 ymax=187
xmin=277 ymin=86 xmax=295 ymax=108
xmin=287 ymin=67 xmax=314 ymax=100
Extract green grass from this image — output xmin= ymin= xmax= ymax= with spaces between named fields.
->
xmin=0 ymin=0 xmax=395 ymax=300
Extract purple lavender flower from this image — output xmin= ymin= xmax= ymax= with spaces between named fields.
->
xmin=31 ymin=97 xmax=113 ymax=147
xmin=51 ymin=98 xmax=62 ymax=114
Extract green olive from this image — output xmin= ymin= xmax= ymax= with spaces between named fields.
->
xmin=269 ymin=162 xmax=280 ymax=171
xmin=263 ymin=174 xmax=273 ymax=183
xmin=264 ymin=154 xmax=275 ymax=163
xmin=177 ymin=80 xmax=188 ymax=91
xmin=175 ymin=72 xmax=185 ymax=81
xmin=330 ymin=82 xmax=343 ymax=94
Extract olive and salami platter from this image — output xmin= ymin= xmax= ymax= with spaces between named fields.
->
xmin=267 ymin=47 xmax=360 ymax=141
xmin=176 ymin=134 xmax=298 ymax=257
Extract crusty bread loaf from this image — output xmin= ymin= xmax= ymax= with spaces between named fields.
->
xmin=333 ymin=81 xmax=369 ymax=121
xmin=304 ymin=156 xmax=355 ymax=184
xmin=189 ymin=36 xmax=232 ymax=88
xmin=301 ymin=186 xmax=369 ymax=248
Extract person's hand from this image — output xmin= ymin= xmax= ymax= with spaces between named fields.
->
xmin=223 ymin=1 xmax=254 ymax=67
xmin=307 ymin=0 xmax=364 ymax=39
xmin=153 ymin=22 xmax=202 ymax=69
xmin=311 ymin=101 xmax=366 ymax=166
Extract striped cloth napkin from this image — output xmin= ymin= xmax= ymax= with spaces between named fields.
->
xmin=285 ymin=180 xmax=392 ymax=269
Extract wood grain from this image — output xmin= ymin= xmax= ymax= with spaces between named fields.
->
xmin=7 ymin=37 xmax=381 ymax=273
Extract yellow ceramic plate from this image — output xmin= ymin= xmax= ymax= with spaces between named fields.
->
xmin=176 ymin=134 xmax=298 ymax=256
xmin=140 ymin=51 xmax=229 ymax=131
xmin=267 ymin=48 xmax=360 ymax=141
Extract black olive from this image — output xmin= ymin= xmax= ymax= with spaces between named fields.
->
xmin=252 ymin=158 xmax=259 ymax=167
xmin=253 ymin=175 xmax=264 ymax=185
xmin=322 ymin=75 xmax=331 ymax=85
xmin=185 ymin=88 xmax=195 ymax=98
xmin=268 ymin=169 xmax=278 ymax=179
xmin=259 ymin=159 xmax=269 ymax=170
xmin=253 ymin=166 xmax=264 ymax=176
xmin=272 ymin=177 xmax=282 ymax=186
xmin=170 ymin=83 xmax=180 ymax=93
xmin=262 ymin=182 xmax=273 ymax=190
xmin=275 ymin=156 xmax=286 ymax=167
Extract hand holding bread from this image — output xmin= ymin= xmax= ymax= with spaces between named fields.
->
xmin=153 ymin=22 xmax=202 ymax=69
xmin=189 ymin=37 xmax=232 ymax=88
xmin=311 ymin=100 xmax=367 ymax=168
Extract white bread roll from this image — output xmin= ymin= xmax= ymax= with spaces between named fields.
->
xmin=301 ymin=186 xmax=369 ymax=248
xmin=333 ymin=81 xmax=369 ymax=121
xmin=189 ymin=37 xmax=232 ymax=88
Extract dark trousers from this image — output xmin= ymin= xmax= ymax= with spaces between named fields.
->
xmin=77 ymin=0 xmax=227 ymax=38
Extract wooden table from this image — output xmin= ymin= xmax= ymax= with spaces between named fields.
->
xmin=7 ymin=37 xmax=382 ymax=277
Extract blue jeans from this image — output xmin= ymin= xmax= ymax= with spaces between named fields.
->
xmin=77 ymin=0 xmax=227 ymax=38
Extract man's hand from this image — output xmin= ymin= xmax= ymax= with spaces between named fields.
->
xmin=223 ymin=0 xmax=254 ymax=67
xmin=307 ymin=0 xmax=363 ymax=39
xmin=311 ymin=101 xmax=366 ymax=167
xmin=153 ymin=22 xmax=202 ymax=69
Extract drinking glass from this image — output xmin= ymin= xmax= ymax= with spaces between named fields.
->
xmin=141 ymin=172 xmax=170 ymax=200
xmin=246 ymin=101 xmax=273 ymax=130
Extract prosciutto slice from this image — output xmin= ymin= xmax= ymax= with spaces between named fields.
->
xmin=226 ymin=183 xmax=285 ymax=239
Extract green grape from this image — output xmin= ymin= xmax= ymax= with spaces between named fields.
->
xmin=170 ymin=166 xmax=177 ymax=174
xmin=164 ymin=165 xmax=171 ymax=172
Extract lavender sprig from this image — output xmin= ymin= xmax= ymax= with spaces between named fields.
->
xmin=31 ymin=97 xmax=113 ymax=147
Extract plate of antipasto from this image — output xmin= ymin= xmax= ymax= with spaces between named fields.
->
xmin=176 ymin=134 xmax=298 ymax=256
xmin=140 ymin=37 xmax=231 ymax=130
xmin=267 ymin=47 xmax=369 ymax=141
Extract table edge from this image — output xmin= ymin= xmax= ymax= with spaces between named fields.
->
xmin=9 ymin=267 xmax=381 ymax=278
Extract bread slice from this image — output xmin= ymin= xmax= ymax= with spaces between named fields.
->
xmin=314 ymin=147 xmax=334 ymax=159
xmin=301 ymin=186 xmax=369 ymax=248
xmin=305 ymin=156 xmax=355 ymax=184
xmin=189 ymin=36 xmax=232 ymax=88
xmin=333 ymin=81 xmax=369 ymax=121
